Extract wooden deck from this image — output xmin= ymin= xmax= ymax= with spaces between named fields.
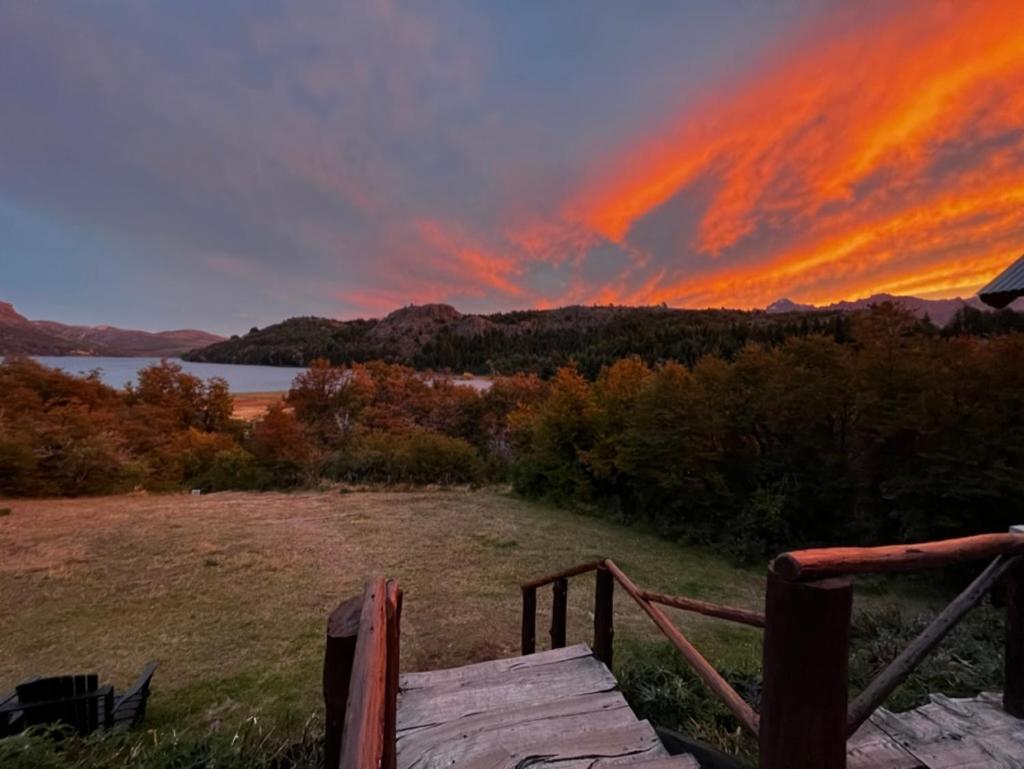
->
xmin=396 ymin=644 xmax=699 ymax=769
xmin=848 ymin=692 xmax=1024 ymax=768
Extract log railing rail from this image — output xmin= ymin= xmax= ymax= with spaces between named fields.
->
xmin=324 ymin=577 xmax=402 ymax=769
xmin=520 ymin=558 xmax=763 ymax=737
xmin=760 ymin=527 xmax=1024 ymax=769
xmin=523 ymin=529 xmax=1024 ymax=769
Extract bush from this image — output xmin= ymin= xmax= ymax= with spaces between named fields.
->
xmin=330 ymin=429 xmax=485 ymax=484
xmin=191 ymin=448 xmax=270 ymax=492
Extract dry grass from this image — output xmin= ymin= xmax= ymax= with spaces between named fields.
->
xmin=231 ymin=391 xmax=287 ymax=420
xmin=0 ymin=489 xmax=933 ymax=733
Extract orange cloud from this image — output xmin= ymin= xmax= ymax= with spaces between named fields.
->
xmin=563 ymin=1 xmax=1024 ymax=308
xmin=414 ymin=218 xmax=526 ymax=299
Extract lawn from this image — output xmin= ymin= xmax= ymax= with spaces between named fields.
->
xmin=0 ymin=488 xmax=935 ymax=734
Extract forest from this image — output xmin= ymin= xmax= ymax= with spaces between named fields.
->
xmin=3 ymin=303 xmax=1023 ymax=559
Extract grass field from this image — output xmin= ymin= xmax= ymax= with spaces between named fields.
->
xmin=0 ymin=489 xmax=936 ymax=734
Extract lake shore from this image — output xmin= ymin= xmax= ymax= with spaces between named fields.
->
xmin=232 ymin=391 xmax=287 ymax=420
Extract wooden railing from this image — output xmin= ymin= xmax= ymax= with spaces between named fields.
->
xmin=323 ymin=577 xmax=402 ymax=769
xmin=760 ymin=529 xmax=1024 ymax=769
xmin=522 ymin=528 xmax=1024 ymax=769
xmin=520 ymin=558 xmax=764 ymax=736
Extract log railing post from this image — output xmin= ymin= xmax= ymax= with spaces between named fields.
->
xmin=759 ymin=568 xmax=853 ymax=769
xmin=384 ymin=582 xmax=402 ymax=769
xmin=551 ymin=577 xmax=568 ymax=649
xmin=1007 ymin=526 xmax=1024 ymax=717
xmin=522 ymin=586 xmax=537 ymax=655
xmin=594 ymin=567 xmax=614 ymax=668
xmin=324 ymin=595 xmax=361 ymax=769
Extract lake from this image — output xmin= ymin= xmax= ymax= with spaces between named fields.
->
xmin=26 ymin=357 xmax=493 ymax=393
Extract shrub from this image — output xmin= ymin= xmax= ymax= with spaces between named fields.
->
xmin=191 ymin=448 xmax=270 ymax=492
xmin=331 ymin=429 xmax=485 ymax=484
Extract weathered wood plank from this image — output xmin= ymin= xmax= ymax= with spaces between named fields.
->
xmin=397 ymin=692 xmax=637 ymax=769
xmin=846 ymin=720 xmax=924 ymax=769
xmin=399 ymin=644 xmax=593 ymax=691
xmin=850 ymin=694 xmax=1024 ymax=769
xmin=594 ymin=757 xmax=700 ymax=769
xmin=398 ymin=655 xmax=617 ymax=729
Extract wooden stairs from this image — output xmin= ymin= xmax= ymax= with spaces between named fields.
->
xmin=396 ymin=644 xmax=699 ymax=769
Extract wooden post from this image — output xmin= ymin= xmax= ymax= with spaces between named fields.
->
xmin=594 ymin=567 xmax=614 ymax=668
xmin=324 ymin=595 xmax=361 ymax=769
xmin=551 ymin=577 xmax=568 ymax=649
xmin=522 ymin=586 xmax=537 ymax=655
xmin=759 ymin=567 xmax=853 ymax=769
xmin=383 ymin=582 xmax=402 ymax=769
xmin=1007 ymin=526 xmax=1024 ymax=717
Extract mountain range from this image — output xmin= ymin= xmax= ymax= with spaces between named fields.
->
xmin=765 ymin=293 xmax=1024 ymax=327
xmin=0 ymin=302 xmax=223 ymax=357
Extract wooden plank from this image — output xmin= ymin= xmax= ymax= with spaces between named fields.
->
xmin=604 ymin=559 xmax=759 ymax=736
xmin=469 ymin=722 xmax=665 ymax=769
xmin=759 ymin=569 xmax=852 ymax=769
xmin=847 ymin=555 xmax=1017 ymax=734
xmin=340 ymin=577 xmax=389 ymax=769
xmin=384 ymin=582 xmax=402 ymax=769
xmin=396 ymin=692 xmax=637 ymax=769
xmin=399 ymin=644 xmax=593 ymax=691
xmin=398 ymin=655 xmax=617 ymax=729
xmin=846 ymin=720 xmax=924 ymax=769
xmin=593 ymin=757 xmax=699 ymax=769
xmin=774 ymin=532 xmax=1024 ymax=582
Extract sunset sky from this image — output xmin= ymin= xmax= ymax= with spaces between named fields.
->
xmin=3 ymin=1 xmax=1023 ymax=333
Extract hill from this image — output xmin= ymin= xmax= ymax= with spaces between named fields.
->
xmin=185 ymin=302 xmax=853 ymax=375
xmin=0 ymin=301 xmax=223 ymax=356
xmin=185 ymin=295 xmax=1024 ymax=375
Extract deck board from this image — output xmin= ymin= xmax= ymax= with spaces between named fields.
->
xmin=397 ymin=645 xmax=699 ymax=769
xmin=848 ymin=692 xmax=1024 ymax=769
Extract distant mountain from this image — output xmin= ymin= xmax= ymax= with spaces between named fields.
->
xmin=765 ymin=293 xmax=1024 ymax=327
xmin=0 ymin=301 xmax=223 ymax=356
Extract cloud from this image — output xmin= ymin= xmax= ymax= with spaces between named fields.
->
xmin=560 ymin=1 xmax=1024 ymax=306
xmin=3 ymin=1 xmax=1023 ymax=329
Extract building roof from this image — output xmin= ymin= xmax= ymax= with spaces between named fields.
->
xmin=979 ymin=254 xmax=1024 ymax=309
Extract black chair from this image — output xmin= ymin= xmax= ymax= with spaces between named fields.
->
xmin=0 ymin=662 xmax=157 ymax=737
xmin=5 ymin=674 xmax=113 ymax=736
xmin=109 ymin=661 xmax=158 ymax=731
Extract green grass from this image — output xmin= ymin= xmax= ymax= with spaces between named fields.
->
xmin=0 ymin=488 xmax=945 ymax=739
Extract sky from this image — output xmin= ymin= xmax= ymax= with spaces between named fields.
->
xmin=2 ymin=1 xmax=1023 ymax=334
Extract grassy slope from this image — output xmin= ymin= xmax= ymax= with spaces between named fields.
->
xmin=0 ymin=489 xmax=939 ymax=733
